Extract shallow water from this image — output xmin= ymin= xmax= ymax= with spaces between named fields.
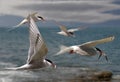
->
xmin=0 ymin=27 xmax=120 ymax=81
xmin=0 ymin=66 xmax=119 ymax=82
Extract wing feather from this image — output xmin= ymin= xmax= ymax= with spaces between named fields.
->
xmin=80 ymin=36 xmax=115 ymax=47
xmin=14 ymin=18 xmax=28 ymax=28
xmin=68 ymin=26 xmax=87 ymax=32
xmin=59 ymin=25 xmax=68 ymax=32
xmin=27 ymin=16 xmax=48 ymax=64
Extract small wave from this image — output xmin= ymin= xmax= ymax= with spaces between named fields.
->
xmin=0 ymin=78 xmax=13 ymax=82
xmin=113 ymin=75 xmax=120 ymax=80
xmin=0 ymin=67 xmax=95 ymax=82
xmin=0 ymin=62 xmax=17 ymax=69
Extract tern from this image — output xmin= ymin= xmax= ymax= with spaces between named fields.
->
xmin=8 ymin=12 xmax=45 ymax=31
xmin=57 ymin=25 xmax=87 ymax=37
xmin=56 ymin=36 xmax=115 ymax=61
xmin=6 ymin=16 xmax=56 ymax=70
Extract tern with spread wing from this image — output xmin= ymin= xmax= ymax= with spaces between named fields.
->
xmin=57 ymin=25 xmax=87 ymax=37
xmin=7 ymin=16 xmax=56 ymax=70
xmin=56 ymin=36 xmax=115 ymax=61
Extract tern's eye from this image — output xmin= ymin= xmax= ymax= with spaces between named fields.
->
xmin=37 ymin=16 xmax=41 ymax=18
xmin=38 ymin=16 xmax=42 ymax=19
xmin=37 ymin=16 xmax=44 ymax=20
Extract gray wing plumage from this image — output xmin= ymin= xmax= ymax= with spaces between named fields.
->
xmin=68 ymin=26 xmax=87 ymax=32
xmin=27 ymin=16 xmax=48 ymax=64
xmin=80 ymin=36 xmax=115 ymax=47
xmin=13 ymin=12 xmax=38 ymax=28
xmin=59 ymin=25 xmax=68 ymax=33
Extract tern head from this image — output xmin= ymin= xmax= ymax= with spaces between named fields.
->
xmin=69 ymin=32 xmax=74 ymax=35
xmin=69 ymin=50 xmax=74 ymax=54
xmin=69 ymin=46 xmax=80 ymax=54
xmin=33 ymin=13 xmax=45 ymax=21
xmin=30 ymin=12 xmax=45 ymax=21
xmin=37 ymin=16 xmax=45 ymax=21
xmin=45 ymin=59 xmax=56 ymax=68
xmin=26 ymin=12 xmax=44 ymax=21
xmin=68 ymin=32 xmax=75 ymax=37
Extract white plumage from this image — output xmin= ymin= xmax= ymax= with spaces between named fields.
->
xmin=6 ymin=15 xmax=56 ymax=70
xmin=14 ymin=12 xmax=44 ymax=27
xmin=56 ymin=36 xmax=115 ymax=61
xmin=57 ymin=25 xmax=87 ymax=37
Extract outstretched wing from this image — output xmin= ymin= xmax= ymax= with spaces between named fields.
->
xmin=27 ymin=16 xmax=48 ymax=64
xmin=68 ymin=26 xmax=87 ymax=32
xmin=14 ymin=17 xmax=28 ymax=28
xmin=59 ymin=25 xmax=68 ymax=33
xmin=8 ymin=18 xmax=28 ymax=32
xmin=80 ymin=36 xmax=115 ymax=47
xmin=13 ymin=12 xmax=39 ymax=28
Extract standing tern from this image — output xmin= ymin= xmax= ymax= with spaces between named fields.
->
xmin=57 ymin=25 xmax=87 ymax=37
xmin=6 ymin=16 xmax=56 ymax=70
xmin=56 ymin=36 xmax=115 ymax=61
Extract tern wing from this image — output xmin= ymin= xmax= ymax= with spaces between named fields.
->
xmin=80 ymin=36 xmax=114 ymax=47
xmin=14 ymin=13 xmax=37 ymax=28
xmin=14 ymin=18 xmax=28 ymax=27
xmin=68 ymin=26 xmax=87 ymax=32
xmin=59 ymin=25 xmax=68 ymax=33
xmin=27 ymin=16 xmax=48 ymax=64
xmin=8 ymin=18 xmax=28 ymax=31
xmin=14 ymin=12 xmax=39 ymax=28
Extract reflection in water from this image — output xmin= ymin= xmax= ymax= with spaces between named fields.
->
xmin=0 ymin=66 xmax=118 ymax=82
xmin=0 ymin=66 xmax=96 ymax=82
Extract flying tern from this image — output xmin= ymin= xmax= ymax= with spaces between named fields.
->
xmin=7 ymin=16 xmax=56 ymax=70
xmin=57 ymin=25 xmax=87 ymax=37
xmin=15 ymin=12 xmax=44 ymax=27
xmin=56 ymin=36 xmax=115 ymax=61
xmin=8 ymin=12 xmax=45 ymax=31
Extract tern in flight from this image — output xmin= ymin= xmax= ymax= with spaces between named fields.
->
xmin=57 ymin=25 xmax=87 ymax=37
xmin=8 ymin=12 xmax=45 ymax=31
xmin=14 ymin=12 xmax=44 ymax=27
xmin=7 ymin=16 xmax=56 ymax=70
xmin=56 ymin=36 xmax=114 ymax=61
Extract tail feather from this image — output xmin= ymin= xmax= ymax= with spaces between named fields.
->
xmin=55 ymin=45 xmax=70 ymax=56
xmin=4 ymin=64 xmax=30 ymax=70
xmin=60 ymin=45 xmax=68 ymax=50
xmin=4 ymin=67 xmax=20 ymax=70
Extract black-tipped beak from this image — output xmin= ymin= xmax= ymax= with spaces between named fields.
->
xmin=98 ymin=54 xmax=109 ymax=62
xmin=96 ymin=47 xmax=108 ymax=62
xmin=98 ymin=54 xmax=102 ymax=60
xmin=105 ymin=55 xmax=108 ymax=62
